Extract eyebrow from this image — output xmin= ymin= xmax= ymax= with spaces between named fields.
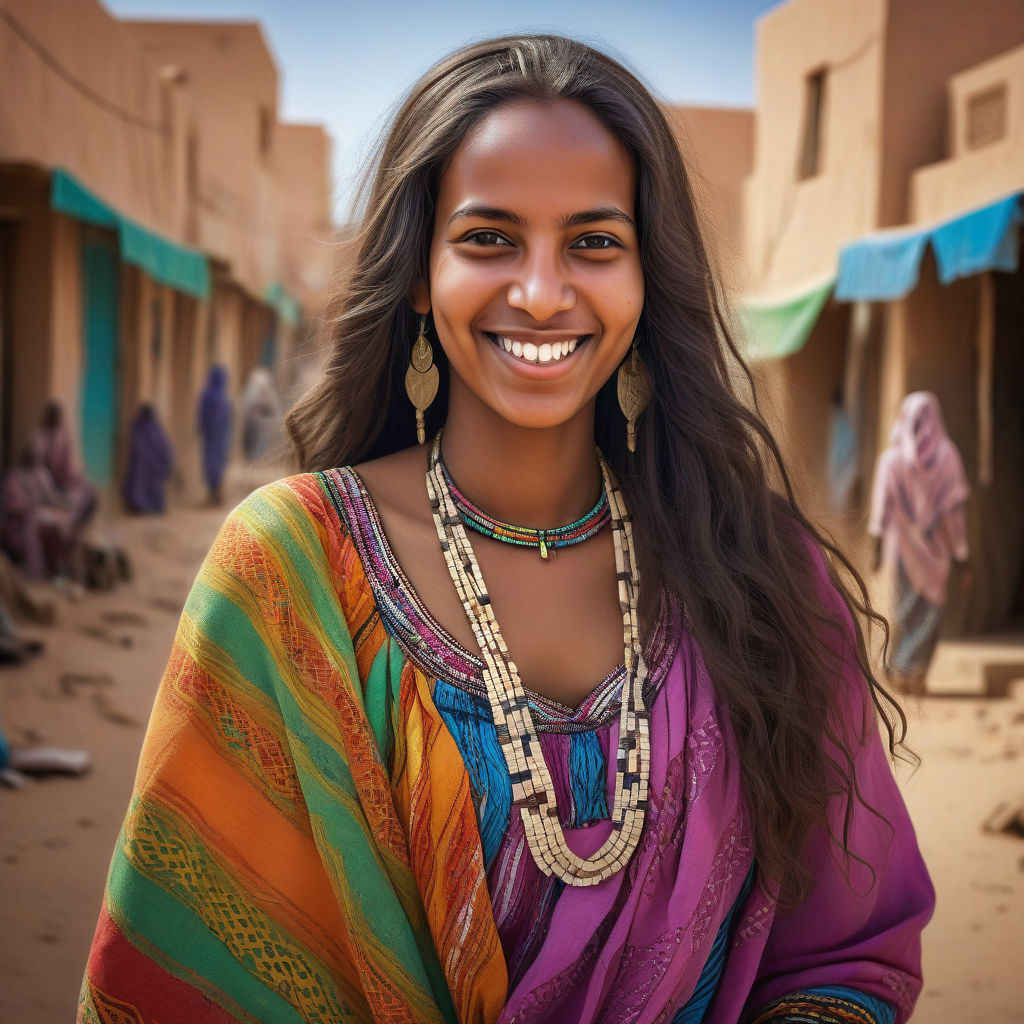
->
xmin=447 ymin=204 xmax=634 ymax=229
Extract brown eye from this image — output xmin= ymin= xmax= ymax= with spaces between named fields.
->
xmin=465 ymin=231 xmax=511 ymax=247
xmin=570 ymin=235 xmax=620 ymax=251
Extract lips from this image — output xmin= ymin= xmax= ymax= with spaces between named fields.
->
xmin=484 ymin=331 xmax=589 ymax=367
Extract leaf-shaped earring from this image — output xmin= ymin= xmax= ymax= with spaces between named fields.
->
xmin=616 ymin=339 xmax=651 ymax=454
xmin=405 ymin=314 xmax=439 ymax=444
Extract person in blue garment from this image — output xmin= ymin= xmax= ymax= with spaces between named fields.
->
xmin=196 ymin=365 xmax=233 ymax=506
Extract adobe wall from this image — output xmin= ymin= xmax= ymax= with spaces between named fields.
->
xmin=665 ymin=106 xmax=754 ymax=291
xmin=1 ymin=170 xmax=54 ymax=458
xmin=0 ymin=0 xmax=187 ymax=239
xmin=911 ymin=44 xmax=1024 ymax=223
xmin=127 ymin=21 xmax=281 ymax=297
xmin=878 ymin=0 xmax=1024 ymax=228
xmin=743 ymin=0 xmax=887 ymax=292
xmin=275 ymin=124 xmax=333 ymax=312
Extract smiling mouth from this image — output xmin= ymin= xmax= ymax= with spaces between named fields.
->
xmin=484 ymin=332 xmax=589 ymax=366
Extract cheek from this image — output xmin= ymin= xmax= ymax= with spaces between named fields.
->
xmin=428 ymin=251 xmax=504 ymax=326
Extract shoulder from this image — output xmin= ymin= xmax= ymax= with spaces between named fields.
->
xmin=351 ymin=445 xmax=434 ymax=532
xmin=204 ymin=472 xmax=354 ymax=582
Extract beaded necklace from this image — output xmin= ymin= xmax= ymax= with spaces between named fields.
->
xmin=426 ymin=432 xmax=650 ymax=887
xmin=439 ymin=454 xmax=610 ymax=559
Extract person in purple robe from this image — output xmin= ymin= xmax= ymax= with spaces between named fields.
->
xmin=196 ymin=365 xmax=233 ymax=506
xmin=121 ymin=403 xmax=175 ymax=514
xmin=32 ymin=400 xmax=97 ymax=535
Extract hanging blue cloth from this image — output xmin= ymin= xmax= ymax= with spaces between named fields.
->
xmin=930 ymin=193 xmax=1021 ymax=284
xmin=835 ymin=227 xmax=930 ymax=301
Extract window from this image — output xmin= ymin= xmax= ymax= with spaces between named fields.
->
xmin=259 ymin=105 xmax=273 ymax=158
xmin=798 ymin=68 xmax=827 ymax=180
xmin=967 ymin=85 xmax=1007 ymax=150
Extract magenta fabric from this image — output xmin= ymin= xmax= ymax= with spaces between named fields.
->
xmin=869 ymin=392 xmax=970 ymax=605
xmin=329 ymin=465 xmax=933 ymax=1023
xmin=497 ymin=543 xmax=933 ymax=1024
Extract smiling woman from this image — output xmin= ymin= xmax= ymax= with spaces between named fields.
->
xmin=79 ymin=35 xmax=933 ymax=1024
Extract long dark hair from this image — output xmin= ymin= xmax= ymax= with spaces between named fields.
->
xmin=287 ymin=34 xmax=906 ymax=903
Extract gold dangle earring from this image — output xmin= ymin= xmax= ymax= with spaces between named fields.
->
xmin=405 ymin=314 xmax=439 ymax=444
xmin=617 ymin=338 xmax=651 ymax=454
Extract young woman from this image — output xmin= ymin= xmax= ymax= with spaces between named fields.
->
xmin=79 ymin=36 xmax=933 ymax=1024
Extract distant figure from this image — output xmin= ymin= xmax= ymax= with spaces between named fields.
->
xmin=0 ymin=445 xmax=72 ymax=579
xmin=240 ymin=367 xmax=281 ymax=462
xmin=32 ymin=400 xmax=97 ymax=534
xmin=197 ymin=365 xmax=233 ymax=506
xmin=122 ymin=404 xmax=175 ymax=514
xmin=826 ymin=389 xmax=859 ymax=514
xmin=869 ymin=392 xmax=971 ymax=694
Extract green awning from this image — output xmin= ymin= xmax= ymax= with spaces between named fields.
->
xmin=51 ymin=169 xmax=210 ymax=299
xmin=737 ymin=276 xmax=835 ymax=361
xmin=265 ymin=281 xmax=302 ymax=327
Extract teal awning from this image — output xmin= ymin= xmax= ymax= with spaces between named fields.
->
xmin=738 ymin=276 xmax=835 ymax=361
xmin=265 ymin=281 xmax=302 ymax=327
xmin=836 ymin=192 xmax=1022 ymax=301
xmin=51 ymin=169 xmax=210 ymax=299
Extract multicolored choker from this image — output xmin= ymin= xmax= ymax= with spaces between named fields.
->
xmin=438 ymin=450 xmax=610 ymax=559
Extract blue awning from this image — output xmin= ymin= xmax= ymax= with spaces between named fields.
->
xmin=836 ymin=192 xmax=1022 ymax=302
xmin=930 ymin=193 xmax=1021 ymax=284
xmin=51 ymin=169 xmax=210 ymax=299
xmin=835 ymin=227 xmax=930 ymax=301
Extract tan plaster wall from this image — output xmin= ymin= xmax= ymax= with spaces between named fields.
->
xmin=0 ymin=170 xmax=54 ymax=458
xmin=878 ymin=0 xmax=1024 ymax=228
xmin=48 ymin=214 xmax=83 ymax=443
xmin=127 ymin=21 xmax=281 ymax=297
xmin=743 ymin=0 xmax=887 ymax=293
xmin=0 ymin=0 xmax=188 ymax=239
xmin=275 ymin=124 xmax=333 ymax=312
xmin=665 ymin=106 xmax=754 ymax=290
xmin=911 ymin=43 xmax=1024 ymax=224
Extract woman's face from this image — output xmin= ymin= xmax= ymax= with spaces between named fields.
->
xmin=416 ymin=98 xmax=644 ymax=432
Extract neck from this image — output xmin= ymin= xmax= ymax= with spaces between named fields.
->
xmin=440 ymin=380 xmax=601 ymax=529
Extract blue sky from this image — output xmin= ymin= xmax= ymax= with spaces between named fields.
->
xmin=105 ymin=0 xmax=780 ymax=220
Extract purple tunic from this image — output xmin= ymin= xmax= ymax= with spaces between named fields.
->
xmin=327 ymin=466 xmax=934 ymax=1024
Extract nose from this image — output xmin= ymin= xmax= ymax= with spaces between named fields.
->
xmin=506 ymin=248 xmax=576 ymax=321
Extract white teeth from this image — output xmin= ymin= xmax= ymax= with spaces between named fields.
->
xmin=495 ymin=335 xmax=584 ymax=364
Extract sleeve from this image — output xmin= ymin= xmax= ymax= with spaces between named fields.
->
xmin=742 ymin=539 xmax=936 ymax=1024
xmin=76 ymin=482 xmax=396 ymax=1024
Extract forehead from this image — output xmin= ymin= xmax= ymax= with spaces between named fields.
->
xmin=437 ymin=99 xmax=636 ymax=217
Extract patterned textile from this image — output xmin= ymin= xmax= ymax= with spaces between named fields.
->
xmin=891 ymin=562 xmax=944 ymax=677
xmin=80 ymin=472 xmax=934 ymax=1024
xmin=751 ymin=986 xmax=896 ymax=1024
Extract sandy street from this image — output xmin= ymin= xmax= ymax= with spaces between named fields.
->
xmin=1 ymin=485 xmax=1022 ymax=1024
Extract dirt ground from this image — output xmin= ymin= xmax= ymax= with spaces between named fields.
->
xmin=1 ymin=480 xmax=1022 ymax=1023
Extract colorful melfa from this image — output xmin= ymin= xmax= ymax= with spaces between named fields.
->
xmin=79 ymin=471 xmax=934 ymax=1024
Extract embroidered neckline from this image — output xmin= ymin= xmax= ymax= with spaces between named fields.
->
xmin=320 ymin=466 xmax=677 ymax=732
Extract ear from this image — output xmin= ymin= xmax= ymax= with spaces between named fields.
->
xmin=411 ymin=280 xmax=430 ymax=316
